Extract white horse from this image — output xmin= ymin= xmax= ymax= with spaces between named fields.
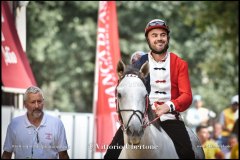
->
xmin=116 ymin=60 xmax=205 ymax=159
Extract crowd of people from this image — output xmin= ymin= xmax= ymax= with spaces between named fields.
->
xmin=184 ymin=94 xmax=239 ymax=159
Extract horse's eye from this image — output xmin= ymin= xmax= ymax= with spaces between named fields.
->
xmin=118 ymin=93 xmax=122 ymax=98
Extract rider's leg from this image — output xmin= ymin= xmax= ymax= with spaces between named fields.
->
xmin=104 ymin=127 xmax=124 ymax=159
xmin=161 ymin=120 xmax=195 ymax=159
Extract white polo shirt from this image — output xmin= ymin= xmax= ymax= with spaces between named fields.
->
xmin=3 ymin=112 xmax=69 ymax=159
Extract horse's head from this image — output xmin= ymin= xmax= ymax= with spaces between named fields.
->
xmin=116 ymin=60 xmax=149 ymax=145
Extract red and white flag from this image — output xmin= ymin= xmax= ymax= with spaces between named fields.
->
xmin=93 ymin=1 xmax=121 ymax=153
xmin=1 ymin=1 xmax=36 ymax=90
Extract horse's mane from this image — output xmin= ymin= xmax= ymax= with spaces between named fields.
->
xmin=122 ymin=66 xmax=146 ymax=86
xmin=121 ymin=65 xmax=161 ymax=131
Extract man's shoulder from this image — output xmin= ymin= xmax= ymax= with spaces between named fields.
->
xmin=8 ymin=114 xmax=26 ymax=129
xmin=170 ymin=52 xmax=186 ymax=62
xmin=186 ymin=107 xmax=198 ymax=114
xmin=44 ymin=113 xmax=61 ymax=120
xmin=169 ymin=52 xmax=189 ymax=71
xmin=207 ymin=139 xmax=219 ymax=147
xmin=199 ymin=107 xmax=209 ymax=112
xmin=44 ymin=113 xmax=63 ymax=125
xmin=10 ymin=114 xmax=25 ymax=123
xmin=223 ymin=107 xmax=234 ymax=113
xmin=139 ymin=54 xmax=148 ymax=63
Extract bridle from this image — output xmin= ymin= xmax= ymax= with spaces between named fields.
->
xmin=115 ymin=74 xmax=160 ymax=131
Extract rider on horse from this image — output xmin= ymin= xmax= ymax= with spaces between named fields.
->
xmin=104 ymin=19 xmax=195 ymax=159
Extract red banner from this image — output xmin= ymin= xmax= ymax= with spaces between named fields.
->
xmin=1 ymin=1 xmax=36 ymax=90
xmin=93 ymin=1 xmax=121 ymax=152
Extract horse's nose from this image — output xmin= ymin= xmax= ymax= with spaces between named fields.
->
xmin=126 ymin=125 xmax=143 ymax=145
xmin=127 ymin=124 xmax=144 ymax=137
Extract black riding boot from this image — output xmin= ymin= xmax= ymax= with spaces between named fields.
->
xmin=160 ymin=120 xmax=195 ymax=159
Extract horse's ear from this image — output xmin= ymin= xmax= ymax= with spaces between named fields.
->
xmin=140 ymin=61 xmax=149 ymax=78
xmin=117 ymin=60 xmax=125 ymax=79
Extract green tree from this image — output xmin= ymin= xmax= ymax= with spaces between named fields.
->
xmin=27 ymin=1 xmax=98 ymax=112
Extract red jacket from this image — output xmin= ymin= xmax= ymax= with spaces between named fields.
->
xmin=169 ymin=53 xmax=192 ymax=112
xmin=133 ymin=52 xmax=192 ymax=112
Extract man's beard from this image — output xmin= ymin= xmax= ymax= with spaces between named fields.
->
xmin=148 ymin=40 xmax=169 ymax=55
xmin=32 ymin=109 xmax=43 ymax=118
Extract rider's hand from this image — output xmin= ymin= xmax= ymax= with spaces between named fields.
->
xmin=154 ymin=102 xmax=170 ymax=117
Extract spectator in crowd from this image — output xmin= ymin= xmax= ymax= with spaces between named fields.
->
xmin=130 ymin=51 xmax=146 ymax=64
xmin=230 ymin=142 xmax=239 ymax=159
xmin=211 ymin=122 xmax=229 ymax=154
xmin=219 ymin=95 xmax=239 ymax=139
xmin=225 ymin=134 xmax=238 ymax=159
xmin=196 ymin=125 xmax=225 ymax=159
xmin=185 ymin=95 xmax=216 ymax=133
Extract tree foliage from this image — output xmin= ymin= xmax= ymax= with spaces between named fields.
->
xmin=26 ymin=1 xmax=238 ymax=114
